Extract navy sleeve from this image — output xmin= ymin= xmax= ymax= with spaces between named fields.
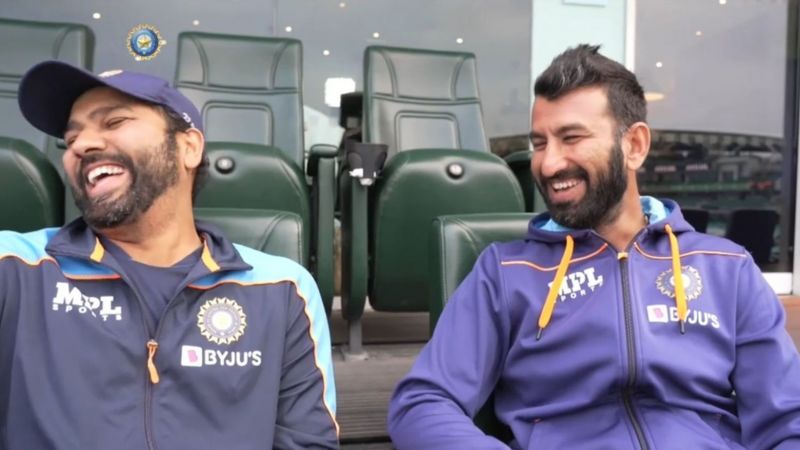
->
xmin=732 ymin=255 xmax=800 ymax=449
xmin=272 ymin=273 xmax=339 ymax=449
xmin=387 ymin=245 xmax=512 ymax=450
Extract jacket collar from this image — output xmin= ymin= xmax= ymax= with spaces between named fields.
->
xmin=527 ymin=197 xmax=695 ymax=243
xmin=45 ymin=218 xmax=252 ymax=274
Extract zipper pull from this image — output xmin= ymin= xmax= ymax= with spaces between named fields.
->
xmin=146 ymin=340 xmax=160 ymax=384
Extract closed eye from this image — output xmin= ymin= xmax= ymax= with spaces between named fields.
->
xmin=105 ymin=117 xmax=130 ymax=129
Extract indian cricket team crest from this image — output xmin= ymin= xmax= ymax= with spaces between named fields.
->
xmin=656 ymin=265 xmax=703 ymax=301
xmin=126 ymin=24 xmax=166 ymax=61
xmin=197 ymin=297 xmax=247 ymax=345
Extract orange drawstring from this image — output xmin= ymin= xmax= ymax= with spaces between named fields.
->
xmin=537 ymin=235 xmax=574 ymax=340
xmin=147 ymin=340 xmax=160 ymax=384
xmin=665 ymin=224 xmax=688 ymax=334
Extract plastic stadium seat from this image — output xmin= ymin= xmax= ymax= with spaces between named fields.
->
xmin=175 ymin=32 xmax=304 ymax=164
xmin=175 ymin=32 xmax=336 ymax=313
xmin=362 ymin=46 xmax=489 ymax=157
xmin=196 ymin=143 xmax=311 ymax=264
xmin=0 ymin=18 xmax=94 ymax=221
xmin=339 ymin=46 xmax=526 ymax=353
xmin=194 ymin=208 xmax=305 ymax=264
xmin=0 ymin=136 xmax=64 ymax=231
xmin=430 ymin=212 xmax=535 ymax=442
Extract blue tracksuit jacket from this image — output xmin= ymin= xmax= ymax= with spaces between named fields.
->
xmin=389 ymin=199 xmax=800 ymax=449
xmin=0 ymin=219 xmax=338 ymax=449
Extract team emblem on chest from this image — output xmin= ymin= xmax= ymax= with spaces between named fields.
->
xmin=197 ymin=297 xmax=247 ymax=345
xmin=656 ymin=265 xmax=703 ymax=301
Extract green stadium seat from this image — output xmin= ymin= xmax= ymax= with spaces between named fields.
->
xmin=196 ymin=143 xmax=311 ymax=265
xmin=362 ymin=46 xmax=489 ymax=157
xmin=194 ymin=208 xmax=305 ymax=264
xmin=0 ymin=136 xmax=64 ymax=231
xmin=175 ymin=32 xmax=336 ymax=313
xmin=339 ymin=46 xmax=526 ymax=354
xmin=430 ymin=212 xmax=535 ymax=442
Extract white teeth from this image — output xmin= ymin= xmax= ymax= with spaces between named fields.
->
xmin=552 ymin=180 xmax=579 ymax=191
xmin=87 ymin=165 xmax=124 ymax=186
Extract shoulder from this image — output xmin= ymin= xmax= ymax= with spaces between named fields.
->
xmin=0 ymin=228 xmax=58 ymax=265
xmin=228 ymin=244 xmax=321 ymax=299
xmin=678 ymin=231 xmax=749 ymax=256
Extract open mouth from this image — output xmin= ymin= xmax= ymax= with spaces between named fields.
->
xmin=86 ymin=164 xmax=125 ymax=186
xmin=547 ymin=178 xmax=585 ymax=204
xmin=81 ymin=163 xmax=130 ymax=198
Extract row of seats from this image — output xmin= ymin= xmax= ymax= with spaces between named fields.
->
xmin=0 ymin=18 xmax=532 ymax=353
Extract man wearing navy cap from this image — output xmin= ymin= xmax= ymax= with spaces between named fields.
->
xmin=0 ymin=61 xmax=339 ymax=449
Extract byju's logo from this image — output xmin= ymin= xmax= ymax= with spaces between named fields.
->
xmin=180 ymin=345 xmax=262 ymax=368
xmin=548 ymin=267 xmax=604 ymax=301
xmin=51 ymin=282 xmax=122 ymax=321
xmin=647 ymin=304 xmax=720 ymax=329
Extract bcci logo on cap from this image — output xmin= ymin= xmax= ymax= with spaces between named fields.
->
xmin=197 ymin=297 xmax=247 ymax=345
xmin=127 ymin=24 xmax=166 ymax=61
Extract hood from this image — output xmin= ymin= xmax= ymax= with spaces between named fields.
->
xmin=525 ymin=197 xmax=694 ymax=243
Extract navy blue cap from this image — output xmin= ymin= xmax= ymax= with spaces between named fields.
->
xmin=18 ymin=60 xmax=203 ymax=137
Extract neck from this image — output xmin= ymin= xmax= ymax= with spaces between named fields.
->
xmin=594 ymin=187 xmax=646 ymax=252
xmin=97 ymin=195 xmax=201 ymax=267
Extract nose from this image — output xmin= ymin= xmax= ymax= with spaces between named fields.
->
xmin=534 ymin=143 xmax=569 ymax=179
xmin=67 ymin=127 xmax=105 ymax=158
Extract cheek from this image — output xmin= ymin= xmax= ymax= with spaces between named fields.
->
xmin=62 ymin=153 xmax=79 ymax=179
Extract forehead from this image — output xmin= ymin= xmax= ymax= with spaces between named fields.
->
xmin=531 ymin=86 xmax=613 ymax=131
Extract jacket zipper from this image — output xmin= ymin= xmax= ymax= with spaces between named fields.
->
xmin=619 ymin=252 xmax=649 ymax=450
xmin=143 ymin=274 xmax=211 ymax=450
xmin=49 ymin=242 xmax=236 ymax=450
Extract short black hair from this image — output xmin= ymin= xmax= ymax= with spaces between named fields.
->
xmin=534 ymin=44 xmax=646 ymax=129
xmin=157 ymin=105 xmax=209 ymax=202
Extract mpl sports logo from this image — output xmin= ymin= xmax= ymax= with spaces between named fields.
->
xmin=547 ymin=267 xmax=604 ymax=301
xmin=181 ymin=345 xmax=262 ymax=368
xmin=51 ymin=282 xmax=123 ymax=321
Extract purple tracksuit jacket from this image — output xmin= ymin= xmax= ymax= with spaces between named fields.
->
xmin=388 ymin=199 xmax=800 ymax=449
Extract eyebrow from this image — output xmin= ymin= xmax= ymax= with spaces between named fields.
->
xmin=64 ymin=103 xmax=134 ymax=136
xmin=529 ymin=123 xmax=591 ymax=141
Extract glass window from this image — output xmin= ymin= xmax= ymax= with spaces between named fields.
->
xmin=635 ymin=0 xmax=792 ymax=272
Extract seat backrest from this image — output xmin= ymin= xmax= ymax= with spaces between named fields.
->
xmin=0 ymin=18 xmax=93 ymax=166
xmin=195 ymin=142 xmax=310 ymax=263
xmin=725 ymin=208 xmax=779 ymax=265
xmin=429 ymin=212 xmax=537 ymax=325
xmin=429 ymin=212 xmax=534 ymax=442
xmin=0 ymin=136 xmax=64 ymax=231
xmin=363 ymin=46 xmax=489 ymax=159
xmin=369 ymin=149 xmax=525 ymax=313
xmin=175 ymin=32 xmax=305 ymax=166
xmin=194 ymin=208 xmax=306 ymax=265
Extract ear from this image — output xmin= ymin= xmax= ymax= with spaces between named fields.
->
xmin=623 ymin=122 xmax=650 ymax=171
xmin=179 ymin=128 xmax=205 ymax=171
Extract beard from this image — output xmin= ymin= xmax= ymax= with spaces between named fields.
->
xmin=535 ymin=139 xmax=628 ymax=230
xmin=71 ymin=133 xmax=180 ymax=229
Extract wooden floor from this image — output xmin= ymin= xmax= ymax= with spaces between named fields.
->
xmin=330 ymin=308 xmax=428 ymax=447
xmin=331 ymin=296 xmax=800 ymax=447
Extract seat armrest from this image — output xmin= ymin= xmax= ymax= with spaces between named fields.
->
xmin=308 ymin=144 xmax=337 ymax=314
xmin=307 ymin=144 xmax=338 ymax=177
